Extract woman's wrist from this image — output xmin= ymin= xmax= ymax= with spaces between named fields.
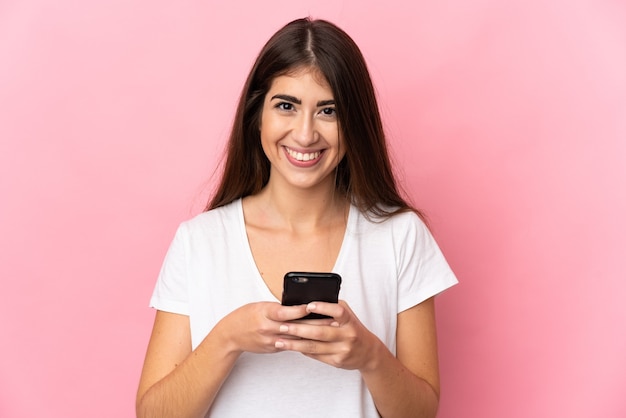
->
xmin=206 ymin=317 xmax=244 ymax=359
xmin=358 ymin=334 xmax=390 ymax=375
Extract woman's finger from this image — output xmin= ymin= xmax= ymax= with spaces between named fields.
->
xmin=278 ymin=322 xmax=342 ymax=342
xmin=304 ymin=301 xmax=348 ymax=323
xmin=268 ymin=303 xmax=311 ymax=322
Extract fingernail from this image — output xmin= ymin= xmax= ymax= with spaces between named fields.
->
xmin=279 ymin=325 xmax=288 ymax=333
xmin=275 ymin=341 xmax=285 ymax=348
xmin=307 ymin=303 xmax=316 ymax=311
xmin=330 ymin=321 xmax=339 ymax=327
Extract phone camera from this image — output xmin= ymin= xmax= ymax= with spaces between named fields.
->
xmin=293 ymin=277 xmax=309 ymax=283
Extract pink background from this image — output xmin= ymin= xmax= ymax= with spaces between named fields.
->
xmin=1 ymin=0 xmax=625 ymax=417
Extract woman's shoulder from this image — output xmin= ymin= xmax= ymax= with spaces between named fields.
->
xmin=356 ymin=204 xmax=426 ymax=229
xmin=351 ymin=205 xmax=435 ymax=245
xmin=180 ymin=199 xmax=242 ymax=232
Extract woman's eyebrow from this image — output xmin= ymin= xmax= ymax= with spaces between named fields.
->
xmin=270 ymin=94 xmax=335 ymax=107
xmin=271 ymin=94 xmax=301 ymax=104
xmin=317 ymin=99 xmax=335 ymax=107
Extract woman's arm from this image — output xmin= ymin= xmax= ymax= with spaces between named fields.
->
xmin=361 ymin=297 xmax=440 ymax=417
xmin=136 ymin=303 xmax=310 ymax=418
xmin=135 ymin=311 xmax=238 ymax=418
xmin=274 ymin=297 xmax=441 ymax=418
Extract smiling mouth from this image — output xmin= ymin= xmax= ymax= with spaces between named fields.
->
xmin=285 ymin=147 xmax=322 ymax=162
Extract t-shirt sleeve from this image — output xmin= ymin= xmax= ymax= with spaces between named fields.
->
xmin=396 ymin=214 xmax=458 ymax=313
xmin=149 ymin=223 xmax=190 ymax=315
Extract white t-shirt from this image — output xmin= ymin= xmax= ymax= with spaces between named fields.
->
xmin=150 ymin=199 xmax=457 ymax=417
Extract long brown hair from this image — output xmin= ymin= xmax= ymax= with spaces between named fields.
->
xmin=207 ymin=17 xmax=422 ymax=220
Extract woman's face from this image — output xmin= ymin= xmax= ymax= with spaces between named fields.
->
xmin=259 ymin=68 xmax=345 ymax=192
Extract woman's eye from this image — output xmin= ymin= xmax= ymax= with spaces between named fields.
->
xmin=276 ymin=102 xmax=294 ymax=111
xmin=321 ymin=107 xmax=336 ymax=117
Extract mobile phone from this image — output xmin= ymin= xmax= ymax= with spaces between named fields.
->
xmin=281 ymin=272 xmax=342 ymax=319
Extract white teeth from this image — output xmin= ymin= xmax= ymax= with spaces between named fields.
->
xmin=287 ymin=148 xmax=321 ymax=161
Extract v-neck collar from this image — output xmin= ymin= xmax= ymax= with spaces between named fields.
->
xmin=235 ymin=198 xmax=355 ymax=302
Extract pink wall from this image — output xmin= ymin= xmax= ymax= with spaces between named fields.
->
xmin=1 ymin=1 xmax=624 ymax=417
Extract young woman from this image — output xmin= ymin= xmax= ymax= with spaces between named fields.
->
xmin=136 ymin=17 xmax=457 ymax=418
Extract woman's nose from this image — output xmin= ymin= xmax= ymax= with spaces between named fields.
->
xmin=291 ymin=115 xmax=319 ymax=145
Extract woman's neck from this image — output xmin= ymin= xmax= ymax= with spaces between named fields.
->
xmin=245 ymin=181 xmax=348 ymax=233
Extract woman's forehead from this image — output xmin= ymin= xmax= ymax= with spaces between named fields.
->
xmin=272 ymin=66 xmax=330 ymax=89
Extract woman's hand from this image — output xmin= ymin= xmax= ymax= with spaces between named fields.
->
xmin=214 ymin=302 xmax=311 ymax=355
xmin=273 ymin=300 xmax=381 ymax=371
